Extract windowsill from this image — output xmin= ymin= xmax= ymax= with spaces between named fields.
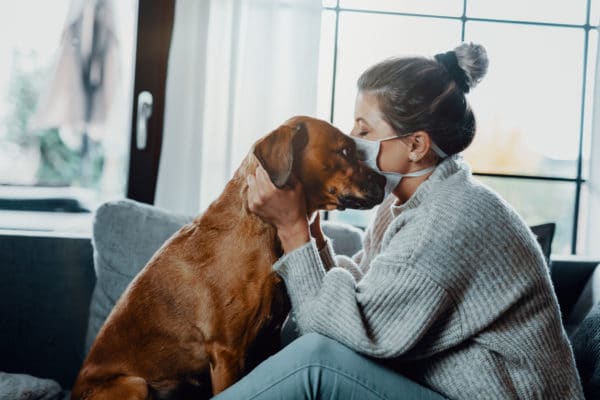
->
xmin=551 ymin=254 xmax=600 ymax=264
xmin=0 ymin=185 xmax=97 ymax=237
xmin=0 ymin=210 xmax=92 ymax=238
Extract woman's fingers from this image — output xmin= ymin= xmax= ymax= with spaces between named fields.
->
xmin=246 ymin=173 xmax=262 ymax=212
xmin=255 ymin=165 xmax=272 ymax=187
xmin=309 ymin=212 xmax=321 ymax=233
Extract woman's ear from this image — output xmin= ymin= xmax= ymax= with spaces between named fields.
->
xmin=408 ymin=131 xmax=433 ymax=162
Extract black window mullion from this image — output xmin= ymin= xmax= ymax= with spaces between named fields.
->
xmin=473 ymin=172 xmax=585 ymax=184
xmin=461 ymin=0 xmax=467 ymax=41
xmin=329 ymin=0 xmax=340 ymax=125
xmin=572 ymin=0 xmax=593 ymax=254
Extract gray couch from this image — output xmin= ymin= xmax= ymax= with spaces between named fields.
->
xmin=1 ymin=199 xmax=600 ymax=398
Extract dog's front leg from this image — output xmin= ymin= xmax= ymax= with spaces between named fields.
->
xmin=207 ymin=343 xmax=244 ymax=395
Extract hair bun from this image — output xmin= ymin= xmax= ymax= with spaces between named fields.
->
xmin=435 ymin=42 xmax=489 ymax=93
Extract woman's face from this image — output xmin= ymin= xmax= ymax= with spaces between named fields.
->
xmin=350 ymin=90 xmax=412 ymax=173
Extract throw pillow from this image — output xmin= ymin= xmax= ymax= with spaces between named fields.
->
xmin=530 ymin=222 xmax=555 ymax=266
xmin=84 ymin=199 xmax=192 ymax=353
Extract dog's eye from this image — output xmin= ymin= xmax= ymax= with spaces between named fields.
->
xmin=340 ymin=147 xmax=355 ymax=159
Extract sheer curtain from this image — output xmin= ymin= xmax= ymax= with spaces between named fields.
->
xmin=155 ymin=0 xmax=322 ymax=215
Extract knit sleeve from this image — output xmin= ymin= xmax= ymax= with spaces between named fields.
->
xmin=273 ymin=241 xmax=453 ymax=358
xmin=317 ymin=240 xmax=364 ymax=281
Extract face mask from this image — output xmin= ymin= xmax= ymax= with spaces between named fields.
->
xmin=351 ymin=135 xmax=448 ymax=198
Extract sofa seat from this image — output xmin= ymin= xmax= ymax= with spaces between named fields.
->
xmin=1 ymin=199 xmax=600 ymax=399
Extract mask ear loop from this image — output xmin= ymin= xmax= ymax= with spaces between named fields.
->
xmin=394 ymin=132 xmax=448 ymax=160
xmin=430 ymin=141 xmax=448 ymax=159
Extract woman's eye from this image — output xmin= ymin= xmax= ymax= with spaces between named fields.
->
xmin=358 ymin=131 xmax=368 ymax=137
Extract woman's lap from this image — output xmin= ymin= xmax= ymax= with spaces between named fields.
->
xmin=213 ymin=333 xmax=447 ymax=400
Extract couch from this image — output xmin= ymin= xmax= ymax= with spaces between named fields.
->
xmin=1 ymin=199 xmax=600 ymax=399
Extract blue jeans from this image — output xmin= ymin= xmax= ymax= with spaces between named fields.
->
xmin=213 ymin=333 xmax=448 ymax=400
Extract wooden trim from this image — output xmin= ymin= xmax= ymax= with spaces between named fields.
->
xmin=126 ymin=0 xmax=176 ymax=204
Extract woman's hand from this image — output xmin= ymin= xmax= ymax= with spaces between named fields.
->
xmin=247 ymin=165 xmax=310 ymax=253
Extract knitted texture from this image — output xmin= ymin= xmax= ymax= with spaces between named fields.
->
xmin=273 ymin=155 xmax=584 ymax=400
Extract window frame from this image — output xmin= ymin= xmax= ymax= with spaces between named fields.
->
xmin=322 ymin=0 xmax=598 ymax=254
xmin=126 ymin=0 xmax=175 ymax=204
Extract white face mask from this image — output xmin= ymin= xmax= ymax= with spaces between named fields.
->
xmin=351 ymin=135 xmax=448 ymax=198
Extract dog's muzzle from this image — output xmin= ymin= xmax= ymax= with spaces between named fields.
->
xmin=337 ymin=184 xmax=384 ymax=210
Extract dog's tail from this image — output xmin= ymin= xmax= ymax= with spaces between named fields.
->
xmin=71 ymin=376 xmax=149 ymax=400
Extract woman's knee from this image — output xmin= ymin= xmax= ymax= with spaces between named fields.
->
xmin=284 ymin=333 xmax=344 ymax=365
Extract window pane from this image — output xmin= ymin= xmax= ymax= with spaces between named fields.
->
xmin=340 ymin=0 xmax=463 ymax=16
xmin=477 ymin=176 xmax=575 ymax=255
xmin=583 ymin=29 xmax=598 ymax=179
xmin=467 ymin=0 xmax=587 ymax=25
xmin=322 ymin=0 xmax=337 ymax=7
xmin=317 ymin=10 xmax=336 ymax=121
xmin=463 ymin=22 xmax=584 ymax=178
xmin=0 ymin=1 xmax=70 ymax=185
xmin=333 ymin=12 xmax=461 ymax=133
xmin=0 ymin=1 xmax=136 ymax=205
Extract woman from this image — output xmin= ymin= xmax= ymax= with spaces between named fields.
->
xmin=215 ymin=43 xmax=584 ymax=399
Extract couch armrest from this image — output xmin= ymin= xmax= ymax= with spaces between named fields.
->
xmin=551 ymin=256 xmax=600 ymax=326
xmin=0 ymin=231 xmax=95 ymax=389
xmin=321 ymin=221 xmax=364 ymax=258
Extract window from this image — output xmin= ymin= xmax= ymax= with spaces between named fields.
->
xmin=319 ymin=0 xmax=599 ymax=255
xmin=0 ymin=0 xmax=137 ymax=231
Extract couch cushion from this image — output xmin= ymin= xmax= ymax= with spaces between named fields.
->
xmin=320 ymin=220 xmax=363 ymax=258
xmin=530 ymin=222 xmax=555 ymax=266
xmin=84 ymin=199 xmax=191 ymax=353
xmin=570 ymin=300 xmax=600 ymax=399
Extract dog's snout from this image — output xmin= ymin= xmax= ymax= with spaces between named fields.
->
xmin=367 ymin=169 xmax=379 ymax=181
xmin=357 ymin=162 xmax=384 ymax=185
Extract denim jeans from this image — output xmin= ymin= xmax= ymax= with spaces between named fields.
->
xmin=213 ymin=333 xmax=448 ymax=400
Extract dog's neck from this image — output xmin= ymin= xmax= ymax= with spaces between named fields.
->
xmin=198 ymin=155 xmax=281 ymax=247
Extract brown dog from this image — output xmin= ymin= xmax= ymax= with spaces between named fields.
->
xmin=71 ymin=116 xmax=385 ymax=400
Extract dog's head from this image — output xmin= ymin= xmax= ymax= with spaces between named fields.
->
xmin=253 ymin=116 xmax=385 ymax=214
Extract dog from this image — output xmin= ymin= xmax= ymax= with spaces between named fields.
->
xmin=71 ymin=116 xmax=385 ymax=399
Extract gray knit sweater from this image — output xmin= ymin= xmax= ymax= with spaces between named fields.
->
xmin=273 ymin=155 xmax=584 ymax=399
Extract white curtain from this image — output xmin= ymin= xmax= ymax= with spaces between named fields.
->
xmin=155 ymin=0 xmax=322 ymax=215
xmin=586 ymin=21 xmax=600 ymax=256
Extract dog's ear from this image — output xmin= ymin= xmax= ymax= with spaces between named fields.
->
xmin=253 ymin=123 xmax=308 ymax=188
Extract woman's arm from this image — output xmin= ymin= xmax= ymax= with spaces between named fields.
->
xmin=310 ymin=213 xmax=365 ymax=281
xmin=274 ymin=241 xmax=454 ymax=358
xmin=246 ymin=166 xmax=456 ymax=357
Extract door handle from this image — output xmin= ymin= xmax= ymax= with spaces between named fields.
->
xmin=136 ymin=91 xmax=153 ymax=150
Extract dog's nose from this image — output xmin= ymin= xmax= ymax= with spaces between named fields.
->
xmin=367 ymin=169 xmax=383 ymax=183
